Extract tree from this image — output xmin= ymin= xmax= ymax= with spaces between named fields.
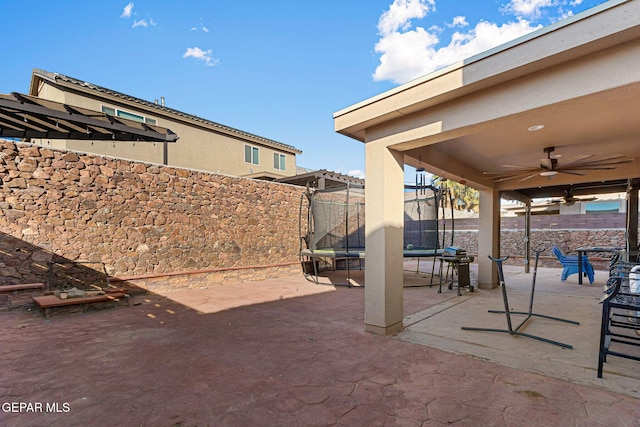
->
xmin=431 ymin=176 xmax=479 ymax=213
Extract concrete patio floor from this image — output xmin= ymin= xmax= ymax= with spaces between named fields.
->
xmin=399 ymin=261 xmax=640 ymax=399
xmin=1 ymin=262 xmax=638 ymax=426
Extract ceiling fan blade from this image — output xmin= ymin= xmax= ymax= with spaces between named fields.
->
xmin=571 ymin=159 xmax=633 ymax=167
xmin=500 ymin=164 xmax=539 ymax=169
xmin=560 ymin=154 xmax=595 ymax=167
xmin=565 ymin=196 xmax=597 ymax=205
xmin=581 ymin=154 xmax=626 ymax=163
xmin=562 ymin=166 xmax=618 ymax=171
xmin=483 ymin=167 xmax=539 ymax=176
xmin=490 ymin=170 xmax=542 ymax=182
xmin=518 ymin=172 xmax=543 ymax=182
xmin=557 ymin=170 xmax=586 ymax=176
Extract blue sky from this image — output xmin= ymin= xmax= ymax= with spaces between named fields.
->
xmin=1 ymin=0 xmax=608 ymax=181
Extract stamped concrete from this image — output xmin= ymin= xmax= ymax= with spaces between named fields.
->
xmin=1 ymin=264 xmax=638 ymax=426
xmin=400 ymin=262 xmax=640 ymax=399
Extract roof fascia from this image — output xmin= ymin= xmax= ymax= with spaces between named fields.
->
xmin=333 ymin=0 xmax=635 ymax=140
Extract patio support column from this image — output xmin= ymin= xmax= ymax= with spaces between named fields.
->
xmin=524 ymin=202 xmax=531 ymax=274
xmin=364 ymin=140 xmax=405 ymax=335
xmin=627 ymin=180 xmax=639 ymax=252
xmin=477 ymin=188 xmax=500 ymax=289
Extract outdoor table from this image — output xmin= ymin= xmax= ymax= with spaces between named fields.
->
xmin=575 ymin=247 xmax=621 ymax=284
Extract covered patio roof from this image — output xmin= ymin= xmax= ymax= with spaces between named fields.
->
xmin=0 ymin=92 xmax=178 ymax=143
xmin=334 ymin=0 xmax=640 ymax=202
xmin=333 ymin=0 xmax=640 ymax=336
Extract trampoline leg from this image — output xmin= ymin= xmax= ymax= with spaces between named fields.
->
xmin=429 ymin=257 xmax=437 ymax=287
xmin=431 ymin=257 xmax=444 ymax=288
xmin=312 ymin=258 xmax=319 ymax=284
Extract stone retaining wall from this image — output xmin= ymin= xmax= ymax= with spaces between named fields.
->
xmin=450 ymin=219 xmax=627 ymax=269
xmin=0 ymin=140 xmax=305 ymax=288
xmin=0 ymin=139 xmax=632 ymax=289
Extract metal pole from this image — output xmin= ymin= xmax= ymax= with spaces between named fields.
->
xmin=524 ymin=201 xmax=531 ymax=273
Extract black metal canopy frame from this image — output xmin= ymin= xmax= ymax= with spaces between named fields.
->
xmin=0 ymin=92 xmax=178 ymax=143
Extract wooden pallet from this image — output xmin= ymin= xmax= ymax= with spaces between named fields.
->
xmin=0 ymin=283 xmax=45 ymax=293
xmin=33 ymin=289 xmax=128 ymax=318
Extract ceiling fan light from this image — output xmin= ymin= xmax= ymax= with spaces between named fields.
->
xmin=540 ymin=170 xmax=558 ymax=177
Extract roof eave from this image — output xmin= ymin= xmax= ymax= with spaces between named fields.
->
xmin=333 ymin=0 xmax=635 ymax=141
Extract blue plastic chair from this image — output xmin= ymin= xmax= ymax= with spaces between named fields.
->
xmin=552 ymin=245 xmax=595 ymax=284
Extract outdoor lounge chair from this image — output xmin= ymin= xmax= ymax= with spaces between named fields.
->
xmin=552 ymin=245 xmax=595 ymax=284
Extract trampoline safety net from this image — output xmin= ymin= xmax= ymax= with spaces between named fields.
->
xmin=304 ymin=185 xmax=440 ymax=252
xmin=308 ymin=186 xmax=366 ymax=251
xmin=403 ymin=189 xmax=439 ymax=249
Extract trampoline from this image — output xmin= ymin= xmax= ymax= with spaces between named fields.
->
xmin=300 ymin=182 xmax=446 ymax=286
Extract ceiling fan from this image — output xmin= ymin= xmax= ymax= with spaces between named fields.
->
xmin=484 ymin=146 xmax=633 ymax=182
xmin=551 ymin=188 xmax=597 ymax=206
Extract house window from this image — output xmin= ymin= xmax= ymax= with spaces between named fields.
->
xmin=274 ymin=153 xmax=285 ymax=171
xmin=101 ymin=105 xmax=156 ymax=126
xmin=245 ymin=145 xmax=259 ymax=165
xmin=585 ymin=201 xmax=619 ymax=214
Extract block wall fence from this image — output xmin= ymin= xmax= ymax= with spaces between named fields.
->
xmin=0 ymin=140 xmax=632 ymax=290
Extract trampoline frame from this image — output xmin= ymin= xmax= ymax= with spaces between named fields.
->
xmin=299 ymin=182 xmax=447 ymax=286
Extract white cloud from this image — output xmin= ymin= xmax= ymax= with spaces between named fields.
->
xmin=503 ymin=0 xmax=584 ymax=19
xmin=373 ymin=27 xmax=440 ymax=84
xmin=183 ymin=47 xmax=219 ymax=67
xmin=121 ymin=2 xmax=156 ymax=29
xmin=448 ymin=16 xmax=468 ymax=28
xmin=504 ymin=0 xmax=554 ymax=18
xmin=121 ymin=2 xmax=134 ymax=19
xmin=378 ymin=0 xmax=435 ymax=36
xmin=347 ymin=169 xmax=366 ymax=179
xmin=132 ymin=19 xmax=147 ymax=28
xmin=190 ymin=19 xmax=210 ymax=33
xmin=373 ymin=0 xmax=551 ymax=84
xmin=132 ymin=18 xmax=157 ymax=29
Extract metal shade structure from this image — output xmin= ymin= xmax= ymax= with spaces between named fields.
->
xmin=0 ymin=92 xmax=178 ymax=143
xmin=276 ymin=169 xmax=365 ymax=189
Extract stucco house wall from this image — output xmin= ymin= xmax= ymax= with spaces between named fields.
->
xmin=29 ymin=69 xmax=301 ymax=180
